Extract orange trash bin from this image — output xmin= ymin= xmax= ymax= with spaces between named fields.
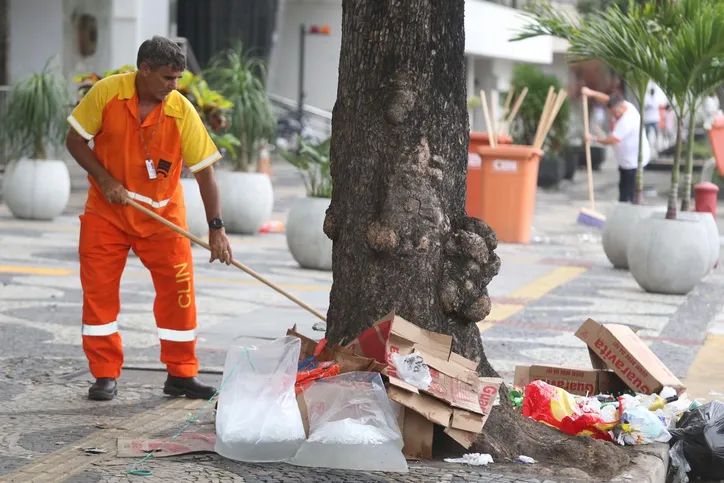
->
xmin=476 ymin=144 xmax=543 ymax=244
xmin=467 ymin=132 xmax=512 ymax=220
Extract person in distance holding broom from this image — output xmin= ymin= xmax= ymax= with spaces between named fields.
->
xmin=581 ymin=86 xmax=651 ymax=203
xmin=65 ymin=36 xmax=232 ymax=401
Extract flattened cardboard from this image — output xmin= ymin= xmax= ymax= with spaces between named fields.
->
xmin=399 ymin=407 xmax=434 ymax=460
xmin=296 ymin=392 xmax=310 ymax=438
xmin=287 ymin=326 xmax=385 ymax=375
xmin=387 ymin=385 xmax=452 ymax=427
xmin=444 ymin=426 xmax=477 ymax=449
xmin=477 ymin=377 xmax=502 ymax=426
xmin=449 ymin=352 xmax=479 ymax=371
xmin=346 ymin=311 xmax=453 ymax=371
xmin=117 ymin=433 xmax=216 ymax=458
xmin=451 ymin=409 xmax=484 ymax=433
xmin=389 ymin=376 xmax=420 ymax=394
xmin=575 ymin=318 xmax=685 ymax=395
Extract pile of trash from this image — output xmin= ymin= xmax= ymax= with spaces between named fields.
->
xmin=511 ymin=318 xmax=724 ymax=482
xmin=517 ymin=379 xmax=692 ymax=445
xmin=213 ymin=311 xmax=502 ymax=473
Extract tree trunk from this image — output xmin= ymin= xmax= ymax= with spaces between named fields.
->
xmin=324 ymin=0 xmax=630 ymax=475
xmin=680 ymin=108 xmax=697 ymax=212
xmin=324 ymin=0 xmax=498 ymax=361
xmin=666 ymin=116 xmax=684 ymax=220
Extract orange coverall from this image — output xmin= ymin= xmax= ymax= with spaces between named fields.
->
xmin=67 ymin=72 xmax=221 ymax=379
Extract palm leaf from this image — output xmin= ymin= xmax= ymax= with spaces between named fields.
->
xmin=1 ymin=57 xmax=72 ymax=161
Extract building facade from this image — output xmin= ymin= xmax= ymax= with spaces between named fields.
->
xmin=266 ymin=0 xmax=577 ymax=129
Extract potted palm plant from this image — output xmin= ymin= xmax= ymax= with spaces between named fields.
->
xmin=627 ymin=0 xmax=724 ymax=294
xmin=1 ymin=58 xmax=72 ymax=220
xmin=279 ymin=136 xmax=333 ymax=271
xmin=204 ymin=40 xmax=277 ymax=235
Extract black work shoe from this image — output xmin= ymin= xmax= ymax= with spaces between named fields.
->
xmin=163 ymin=375 xmax=217 ymax=400
xmin=89 ymin=378 xmax=117 ymax=401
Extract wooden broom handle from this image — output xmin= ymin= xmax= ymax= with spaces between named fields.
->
xmin=582 ymin=94 xmax=596 ymax=211
xmin=125 ymin=196 xmax=328 ymax=322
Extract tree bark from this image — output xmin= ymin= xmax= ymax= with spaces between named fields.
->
xmin=324 ymin=0 xmax=630 ymax=475
xmin=325 ymin=0 xmax=498 ymax=371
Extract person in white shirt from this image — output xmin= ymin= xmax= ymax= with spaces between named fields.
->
xmin=643 ymin=87 xmax=661 ymax=140
xmin=703 ymin=92 xmax=721 ymax=125
xmin=582 ymin=87 xmax=651 ymax=203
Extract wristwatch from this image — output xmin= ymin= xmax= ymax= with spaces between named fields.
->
xmin=209 ymin=217 xmax=224 ymax=230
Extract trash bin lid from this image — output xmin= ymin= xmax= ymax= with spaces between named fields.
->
xmin=470 ymin=131 xmax=513 ymax=145
xmin=478 ymin=144 xmax=544 ymax=160
xmin=695 ymin=181 xmax=720 ymax=193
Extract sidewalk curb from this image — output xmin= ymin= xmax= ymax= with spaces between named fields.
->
xmin=610 ymin=443 xmax=669 ymax=483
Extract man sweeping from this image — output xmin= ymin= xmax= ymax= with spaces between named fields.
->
xmin=65 ymin=36 xmax=233 ymax=401
xmin=582 ymin=86 xmax=651 ymax=203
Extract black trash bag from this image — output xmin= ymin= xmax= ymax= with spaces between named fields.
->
xmin=669 ymin=401 xmax=724 ymax=481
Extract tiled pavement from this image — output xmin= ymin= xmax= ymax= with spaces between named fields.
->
xmin=1 ymin=155 xmax=723 ymax=481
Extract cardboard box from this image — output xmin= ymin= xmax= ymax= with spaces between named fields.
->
xmin=514 ymin=364 xmax=627 ymax=396
xmin=348 ymin=311 xmax=502 ymax=451
xmin=575 ymin=318 xmax=685 ymax=395
xmin=397 ymin=406 xmax=434 ymax=460
xmin=346 ymin=311 xmax=453 ymax=375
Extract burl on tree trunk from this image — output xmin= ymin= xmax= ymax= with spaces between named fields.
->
xmin=323 ymin=0 xmax=629 ymax=476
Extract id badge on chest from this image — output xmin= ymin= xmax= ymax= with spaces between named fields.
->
xmin=145 ymin=159 xmax=157 ymax=179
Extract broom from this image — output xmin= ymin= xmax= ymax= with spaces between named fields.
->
xmin=577 ymin=94 xmax=606 ymax=228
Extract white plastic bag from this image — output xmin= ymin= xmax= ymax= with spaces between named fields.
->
xmin=616 ymin=406 xmax=671 ymax=446
xmin=391 ymin=352 xmax=432 ymax=390
xmin=214 ymin=336 xmax=306 ymax=462
xmin=290 ymin=372 xmax=409 ymax=472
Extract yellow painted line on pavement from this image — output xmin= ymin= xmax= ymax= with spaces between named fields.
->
xmin=487 ymin=304 xmax=525 ymax=322
xmin=0 ymin=265 xmax=75 ymax=276
xmin=0 ymin=264 xmax=330 ymax=292
xmin=0 ymin=221 xmax=79 ymax=232
xmin=477 ymin=304 xmax=525 ymax=333
xmin=507 ymin=266 xmax=587 ymax=300
xmin=683 ymin=334 xmax=724 ymax=402
xmin=477 ymin=266 xmax=588 ymax=333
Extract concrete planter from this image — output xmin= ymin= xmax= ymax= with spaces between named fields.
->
xmin=217 ymin=172 xmax=274 ymax=235
xmin=2 ymin=158 xmax=70 ymax=220
xmin=678 ymin=211 xmax=720 ymax=272
xmin=285 ymin=197 xmax=332 ymax=271
xmin=602 ymin=203 xmax=660 ymax=269
xmin=180 ymin=178 xmax=208 ymax=238
xmin=627 ymin=212 xmax=711 ymax=295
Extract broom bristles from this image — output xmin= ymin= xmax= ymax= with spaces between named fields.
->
xmin=578 ymin=207 xmax=606 ymax=227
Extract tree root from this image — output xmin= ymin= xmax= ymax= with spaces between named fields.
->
xmin=472 ymin=386 xmax=632 ymax=480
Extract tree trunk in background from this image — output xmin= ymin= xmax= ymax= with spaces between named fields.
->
xmin=324 ymin=0 xmax=629 ymax=473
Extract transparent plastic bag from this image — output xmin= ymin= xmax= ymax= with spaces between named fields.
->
xmin=290 ymin=372 xmax=409 ymax=472
xmin=670 ymin=440 xmax=691 ymax=483
xmin=214 ymin=336 xmax=306 ymax=462
xmin=391 ymin=353 xmax=432 ymax=390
